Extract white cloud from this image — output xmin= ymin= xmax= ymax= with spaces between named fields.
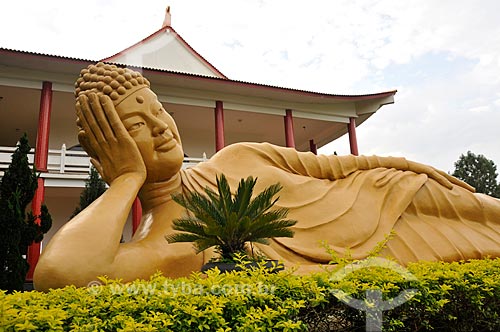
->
xmin=468 ymin=106 xmax=491 ymax=113
xmin=2 ymin=0 xmax=500 ymax=172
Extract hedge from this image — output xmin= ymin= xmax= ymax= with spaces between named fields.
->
xmin=1 ymin=258 xmax=499 ymax=331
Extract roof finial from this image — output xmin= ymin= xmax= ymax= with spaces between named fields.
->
xmin=162 ymin=6 xmax=171 ymax=28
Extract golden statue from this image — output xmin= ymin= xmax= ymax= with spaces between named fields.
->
xmin=34 ymin=63 xmax=500 ymax=291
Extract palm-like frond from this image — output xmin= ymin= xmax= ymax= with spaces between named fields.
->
xmin=246 ymin=183 xmax=282 ymax=217
xmin=233 ymin=177 xmax=257 ymax=218
xmin=165 ymin=174 xmax=297 ymax=259
xmin=171 ymin=218 xmax=207 ymax=234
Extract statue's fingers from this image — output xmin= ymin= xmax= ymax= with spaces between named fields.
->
xmin=436 ymin=169 xmax=476 ymax=192
xmin=430 ymin=170 xmax=453 ymax=189
xmin=408 ymin=161 xmax=453 ymax=189
xmin=76 ymin=111 xmax=97 ymax=154
xmin=407 ymin=161 xmax=431 ymax=176
xmin=459 ymin=181 xmax=476 ymax=192
xmin=88 ymin=93 xmax=114 ymax=142
xmin=78 ymin=130 xmax=100 ymax=161
xmin=78 ymin=94 xmax=105 ymax=144
xmin=99 ymin=95 xmax=128 ymax=138
xmin=76 ymin=98 xmax=91 ymax=138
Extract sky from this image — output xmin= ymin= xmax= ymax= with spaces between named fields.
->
xmin=1 ymin=0 xmax=500 ymax=175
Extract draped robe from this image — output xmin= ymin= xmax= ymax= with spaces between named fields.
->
xmin=180 ymin=143 xmax=500 ymax=266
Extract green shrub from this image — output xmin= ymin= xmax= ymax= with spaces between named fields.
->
xmin=303 ymin=258 xmax=500 ymax=331
xmin=1 ymin=258 xmax=500 ymax=331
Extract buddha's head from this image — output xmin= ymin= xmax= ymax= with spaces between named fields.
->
xmin=75 ymin=62 xmax=184 ymax=182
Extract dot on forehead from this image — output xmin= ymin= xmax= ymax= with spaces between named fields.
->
xmin=136 ymin=96 xmax=144 ymax=104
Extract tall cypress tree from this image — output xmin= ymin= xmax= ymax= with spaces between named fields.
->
xmin=70 ymin=166 xmax=107 ymax=218
xmin=0 ymin=134 xmax=52 ymax=292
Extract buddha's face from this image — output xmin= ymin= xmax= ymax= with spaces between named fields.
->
xmin=116 ymin=88 xmax=184 ymax=182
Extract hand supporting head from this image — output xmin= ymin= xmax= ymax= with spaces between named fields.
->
xmin=75 ymin=63 xmax=184 ymax=184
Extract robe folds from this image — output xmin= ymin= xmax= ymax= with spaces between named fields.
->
xmin=181 ymin=142 xmax=500 ymax=266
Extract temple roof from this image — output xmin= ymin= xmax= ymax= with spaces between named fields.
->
xmin=101 ymin=7 xmax=226 ymax=79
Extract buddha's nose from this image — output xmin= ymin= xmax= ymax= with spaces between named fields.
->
xmin=152 ymin=119 xmax=168 ymax=136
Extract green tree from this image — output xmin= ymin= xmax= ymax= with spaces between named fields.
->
xmin=166 ymin=174 xmax=297 ymax=261
xmin=70 ymin=166 xmax=107 ymax=218
xmin=0 ymin=134 xmax=52 ymax=292
xmin=452 ymin=151 xmax=500 ymax=198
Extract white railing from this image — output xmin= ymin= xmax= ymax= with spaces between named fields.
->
xmin=0 ymin=144 xmax=207 ymax=176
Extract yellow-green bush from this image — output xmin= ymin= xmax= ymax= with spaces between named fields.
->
xmin=1 ymin=258 xmax=500 ymax=331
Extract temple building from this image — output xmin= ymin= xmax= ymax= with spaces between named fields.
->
xmin=0 ymin=7 xmax=396 ymax=279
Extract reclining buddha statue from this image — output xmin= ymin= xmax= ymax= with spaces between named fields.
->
xmin=34 ymin=63 xmax=500 ymax=291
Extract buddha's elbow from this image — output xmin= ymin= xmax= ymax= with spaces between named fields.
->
xmin=33 ymin=256 xmax=92 ymax=291
xmin=33 ymin=260 xmax=59 ymax=291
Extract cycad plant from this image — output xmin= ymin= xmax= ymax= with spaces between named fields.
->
xmin=165 ymin=174 xmax=297 ymax=261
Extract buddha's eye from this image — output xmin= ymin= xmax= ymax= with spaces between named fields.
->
xmin=127 ymin=122 xmax=145 ymax=131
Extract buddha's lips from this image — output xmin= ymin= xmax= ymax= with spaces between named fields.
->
xmin=155 ymin=135 xmax=176 ymax=151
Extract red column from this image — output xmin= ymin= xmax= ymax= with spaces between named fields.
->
xmin=27 ymin=81 xmax=53 ymax=280
xmin=309 ymin=139 xmax=317 ymax=155
xmin=132 ymin=198 xmax=142 ymax=235
xmin=347 ymin=117 xmax=359 ymax=156
xmin=284 ymin=109 xmax=295 ymax=148
xmin=214 ymin=101 xmax=225 ymax=152
xmin=34 ymin=82 xmax=52 ymax=172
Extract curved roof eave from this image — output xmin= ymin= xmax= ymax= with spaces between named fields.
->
xmin=0 ymin=47 xmax=396 ymax=105
xmin=134 ymin=64 xmax=397 ymax=104
xmin=0 ymin=47 xmax=96 ymax=65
